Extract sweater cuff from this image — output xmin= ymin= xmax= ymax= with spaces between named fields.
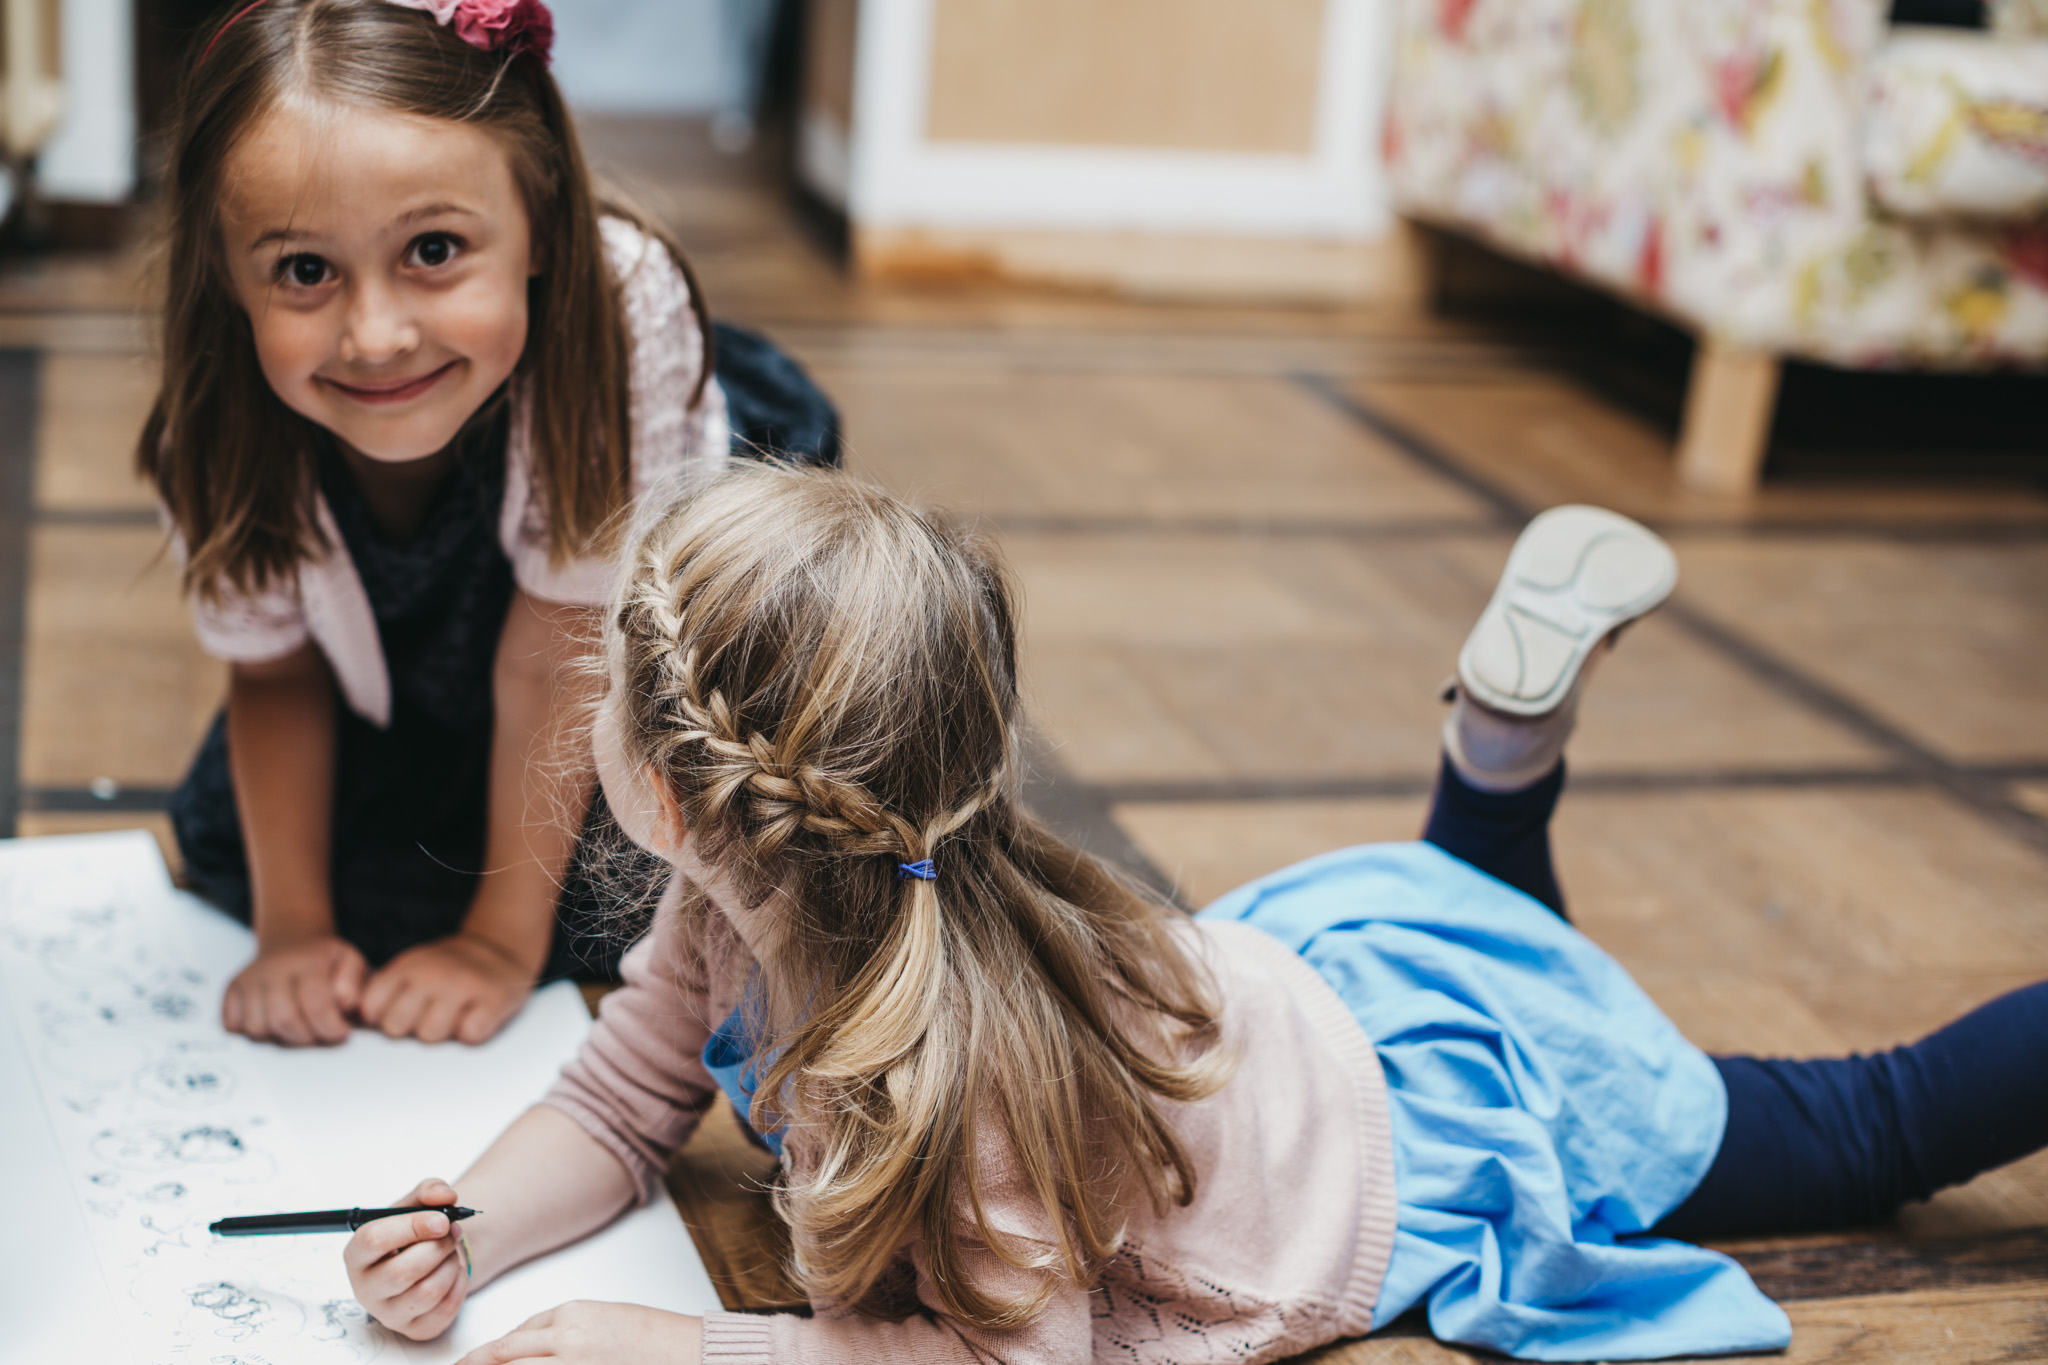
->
xmin=534 ymin=1095 xmax=661 ymax=1204
xmin=700 ymin=1311 xmax=777 ymax=1365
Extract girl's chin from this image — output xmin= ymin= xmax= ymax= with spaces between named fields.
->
xmin=326 ymin=414 xmax=471 ymax=465
xmin=304 ymin=377 xmax=504 ymax=464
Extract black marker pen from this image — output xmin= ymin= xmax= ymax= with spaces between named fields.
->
xmin=209 ymin=1205 xmax=477 ymax=1236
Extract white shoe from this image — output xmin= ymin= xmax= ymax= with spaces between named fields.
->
xmin=1457 ymin=505 xmax=1677 ymax=717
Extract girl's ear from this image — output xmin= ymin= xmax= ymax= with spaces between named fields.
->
xmin=640 ymin=764 xmax=690 ymax=860
xmin=592 ymin=698 xmax=687 ymax=862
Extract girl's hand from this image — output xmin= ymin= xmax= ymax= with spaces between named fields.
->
xmin=344 ymin=1178 xmax=470 ymax=1341
xmin=455 ymin=1302 xmax=703 ymax=1365
xmin=359 ymin=933 xmax=536 ymax=1044
xmin=222 ymin=934 xmax=367 ymax=1046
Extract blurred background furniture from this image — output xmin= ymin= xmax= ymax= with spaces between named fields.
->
xmin=794 ymin=0 xmax=1412 ymax=303
xmin=2 ymin=0 xmax=61 ymax=163
xmin=1385 ymin=0 xmax=2048 ymax=494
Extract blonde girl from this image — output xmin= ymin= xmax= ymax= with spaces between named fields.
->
xmin=145 ymin=0 xmax=832 ymax=1050
xmin=347 ymin=466 xmax=2048 ymax=1362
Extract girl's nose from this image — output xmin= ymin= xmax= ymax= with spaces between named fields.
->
xmin=338 ymin=281 xmax=421 ymax=366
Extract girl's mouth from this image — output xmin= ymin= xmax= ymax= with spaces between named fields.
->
xmin=320 ymin=360 xmax=460 ymax=405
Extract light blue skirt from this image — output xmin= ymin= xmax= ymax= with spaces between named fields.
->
xmin=1200 ymin=842 xmax=1791 ymax=1361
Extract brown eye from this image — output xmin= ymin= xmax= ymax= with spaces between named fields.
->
xmin=410 ymin=233 xmax=457 ymax=268
xmin=283 ymin=254 xmax=330 ymax=287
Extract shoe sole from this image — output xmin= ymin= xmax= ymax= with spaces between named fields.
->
xmin=1457 ymin=505 xmax=1677 ymax=716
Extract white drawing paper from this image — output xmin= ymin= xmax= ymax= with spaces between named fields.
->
xmin=0 ymin=830 xmax=721 ymax=1365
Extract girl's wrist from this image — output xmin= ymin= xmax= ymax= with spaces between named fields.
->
xmin=457 ymin=894 xmax=552 ymax=978
xmin=448 ymin=1197 xmax=521 ymax=1295
xmin=454 ymin=1214 xmax=490 ymax=1293
xmin=251 ymin=902 xmax=340 ymax=949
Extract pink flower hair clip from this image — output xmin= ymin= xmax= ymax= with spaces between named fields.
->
xmin=387 ymin=0 xmax=554 ymax=61
xmin=199 ymin=0 xmax=554 ymax=67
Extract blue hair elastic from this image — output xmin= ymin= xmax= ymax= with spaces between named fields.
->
xmin=897 ymin=859 xmax=937 ymax=881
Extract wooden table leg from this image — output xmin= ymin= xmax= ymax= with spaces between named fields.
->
xmin=1675 ymin=337 xmax=1782 ymax=496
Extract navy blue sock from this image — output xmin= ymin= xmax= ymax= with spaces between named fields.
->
xmin=1422 ymin=755 xmax=1568 ymax=919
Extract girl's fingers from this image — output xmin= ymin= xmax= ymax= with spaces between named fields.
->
xmin=240 ymin=984 xmax=271 ymax=1042
xmin=296 ymin=971 xmax=350 ymax=1044
xmin=349 ymin=1209 xmax=451 ymax=1269
xmin=404 ymin=1209 xmax=456 ymax=1248
xmin=454 ymin=999 xmax=501 ymax=1046
xmin=414 ymin=989 xmax=468 ymax=1045
xmin=266 ymin=975 xmax=314 ymax=1046
xmin=385 ymin=1247 xmax=461 ymax=1325
xmin=378 ymin=979 xmax=428 ymax=1039
xmin=332 ymin=947 xmax=368 ymax=1013
xmin=359 ymin=966 xmax=399 ymax=1024
xmin=221 ymin=981 xmax=245 ymax=1034
xmin=380 ymin=1228 xmax=458 ymax=1286
xmin=400 ymin=1275 xmax=467 ymax=1344
xmin=425 ymin=1270 xmax=468 ymax=1329
xmin=457 ymin=1328 xmax=556 ymax=1365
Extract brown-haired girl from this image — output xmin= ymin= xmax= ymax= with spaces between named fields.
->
xmin=346 ymin=467 xmax=2048 ymax=1362
xmin=145 ymin=0 xmax=831 ymax=1052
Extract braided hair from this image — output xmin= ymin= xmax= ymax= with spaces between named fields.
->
xmin=606 ymin=462 xmax=1230 ymax=1329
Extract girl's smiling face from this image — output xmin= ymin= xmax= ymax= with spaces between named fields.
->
xmin=218 ymin=100 xmax=534 ymax=463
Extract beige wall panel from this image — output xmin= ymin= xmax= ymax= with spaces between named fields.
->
xmin=925 ymin=0 xmax=1324 ymax=154
xmin=805 ymin=0 xmax=859 ymax=128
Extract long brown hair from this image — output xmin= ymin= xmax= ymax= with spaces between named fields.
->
xmin=608 ymin=463 xmax=1231 ymax=1329
xmin=139 ymin=0 xmax=708 ymax=599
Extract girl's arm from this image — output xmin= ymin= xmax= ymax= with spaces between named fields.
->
xmin=220 ymin=643 xmax=367 ymax=1047
xmin=359 ymin=591 xmax=600 ymax=1044
xmin=347 ymin=898 xmax=730 ymax=1352
xmin=472 ymin=591 xmax=601 ymax=974
xmin=351 ymin=1110 xmax=1089 ymax=1365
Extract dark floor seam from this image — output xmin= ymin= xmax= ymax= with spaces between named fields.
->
xmin=0 ymin=349 xmax=39 ymax=837
xmin=985 ymin=512 xmax=2048 ymax=546
xmin=21 ymin=785 xmax=179 ymax=813
xmin=1082 ymin=762 xmax=2048 ymax=807
xmin=35 ymin=505 xmax=161 ymax=527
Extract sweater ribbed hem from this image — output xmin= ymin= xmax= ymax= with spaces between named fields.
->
xmin=700 ymin=1311 xmax=777 ymax=1364
xmin=1200 ymin=920 xmax=1400 ymax=1339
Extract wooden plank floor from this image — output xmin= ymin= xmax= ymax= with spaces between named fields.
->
xmin=11 ymin=116 xmax=2048 ymax=1358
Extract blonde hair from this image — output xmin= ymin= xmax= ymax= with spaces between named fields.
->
xmin=609 ymin=463 xmax=1230 ymax=1328
xmin=139 ymin=0 xmax=711 ymax=600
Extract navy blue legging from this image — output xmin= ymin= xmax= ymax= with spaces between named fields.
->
xmin=1422 ymin=756 xmax=2048 ymax=1238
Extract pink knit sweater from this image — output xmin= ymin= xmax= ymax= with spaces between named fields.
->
xmin=544 ymin=882 xmax=1398 ymax=1364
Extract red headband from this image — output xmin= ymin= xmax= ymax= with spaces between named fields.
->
xmin=197 ymin=0 xmax=273 ymax=66
xmin=199 ymin=0 xmax=553 ymax=67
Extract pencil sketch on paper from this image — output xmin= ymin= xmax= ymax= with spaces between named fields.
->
xmin=0 ymin=838 xmax=404 ymax=1364
xmin=188 ymin=1281 xmax=287 ymax=1342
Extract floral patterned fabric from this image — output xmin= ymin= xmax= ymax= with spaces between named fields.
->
xmin=1992 ymin=0 xmax=2048 ymax=38
xmin=1867 ymin=30 xmax=2048 ymax=217
xmin=1385 ymin=0 xmax=2048 ymax=366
